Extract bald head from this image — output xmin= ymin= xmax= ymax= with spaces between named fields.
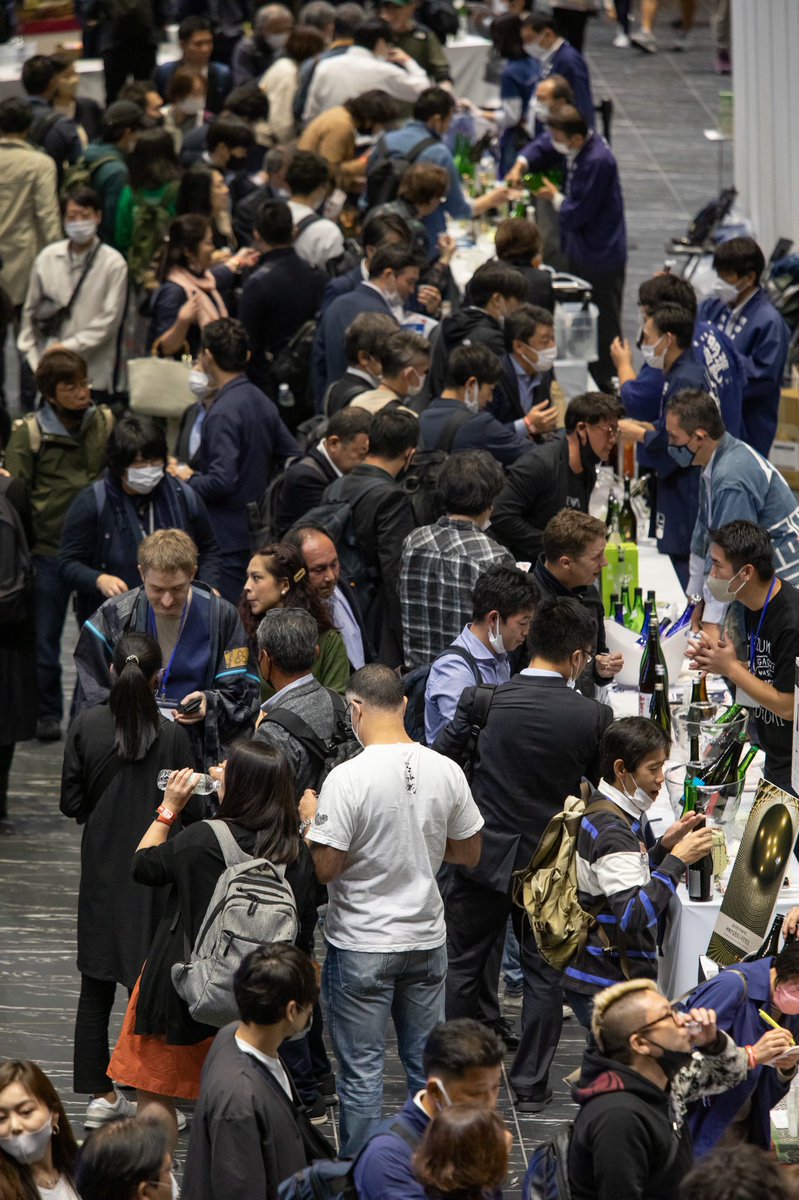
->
xmin=255 ymin=3 xmax=293 ymax=35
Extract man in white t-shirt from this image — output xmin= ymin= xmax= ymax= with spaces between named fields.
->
xmin=300 ymin=663 xmax=484 ymax=1155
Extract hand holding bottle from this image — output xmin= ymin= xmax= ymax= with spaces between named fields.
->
xmin=661 ymin=810 xmax=705 ymax=850
xmin=671 ymin=826 xmax=716 ymax=865
xmin=163 ymin=767 xmax=202 ymax=814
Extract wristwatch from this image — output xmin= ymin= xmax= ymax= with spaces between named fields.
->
xmin=298 ymin=818 xmax=314 ymax=836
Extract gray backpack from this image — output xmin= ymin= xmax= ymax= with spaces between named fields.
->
xmin=171 ymin=822 xmax=299 ymax=1027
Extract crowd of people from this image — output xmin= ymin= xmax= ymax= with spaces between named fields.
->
xmin=0 ymin=2 xmax=797 ymax=1199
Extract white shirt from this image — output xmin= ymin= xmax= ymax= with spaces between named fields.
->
xmin=306 ymin=742 xmax=483 ymax=951
xmin=303 ymin=45 xmax=430 ymax=123
xmin=234 ymin=1034 xmax=292 ymax=1097
xmin=38 ymin=1178 xmax=81 ymax=1200
xmin=316 ymin=437 xmax=342 ymax=477
xmin=18 ymin=237 xmax=128 ymax=391
xmin=288 ymin=200 xmax=345 ymax=270
xmin=330 ymin=584 xmax=365 ymax=668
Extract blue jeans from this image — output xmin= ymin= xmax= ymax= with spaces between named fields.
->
xmin=502 ymin=919 xmax=523 ymax=990
xmin=322 ymin=941 xmax=447 ymax=1155
xmin=563 ymin=989 xmax=595 ymax=1031
xmin=34 ymin=554 xmax=74 ymax=722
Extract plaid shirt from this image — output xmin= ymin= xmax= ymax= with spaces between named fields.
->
xmin=399 ymin=517 xmax=514 ymax=667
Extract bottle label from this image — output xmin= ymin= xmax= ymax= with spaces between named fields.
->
xmin=638 ymin=692 xmax=651 ymax=718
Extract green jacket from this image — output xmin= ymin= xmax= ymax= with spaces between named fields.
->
xmin=5 ymin=406 xmax=113 ymax=557
xmin=393 ymin=24 xmax=451 ymax=83
xmin=83 ymin=142 xmax=129 ymax=248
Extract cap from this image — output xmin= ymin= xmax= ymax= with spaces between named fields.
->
xmin=103 ymin=100 xmax=145 ymax=130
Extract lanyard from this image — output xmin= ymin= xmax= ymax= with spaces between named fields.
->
xmin=749 ymin=578 xmax=777 ymax=673
xmin=151 ymin=600 xmax=189 ymax=699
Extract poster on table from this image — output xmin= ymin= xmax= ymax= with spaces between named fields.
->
xmin=707 ymin=778 xmax=799 ymax=966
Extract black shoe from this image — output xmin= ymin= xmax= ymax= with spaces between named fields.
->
xmin=36 ymin=718 xmax=62 ymax=742
xmin=305 ymin=1094 xmax=329 ymax=1126
xmin=515 ymin=1090 xmax=553 ymax=1114
xmin=316 ymin=1072 xmax=338 ymax=1107
xmin=488 ymin=1018 xmax=520 ymax=1050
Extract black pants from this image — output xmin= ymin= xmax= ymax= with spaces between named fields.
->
xmin=445 ymin=872 xmax=563 ymax=1099
xmin=614 ymin=0 xmax=632 ymax=33
xmin=279 ymin=1001 xmax=331 ymax=1105
xmin=575 ymin=263 xmax=625 ymax=394
xmin=552 ymin=8 xmax=591 ymax=52
xmin=438 ymin=862 xmax=502 ymax=1025
xmin=74 ymin=974 xmax=131 ymax=1095
xmin=0 ymin=743 xmax=13 ymax=819
xmin=102 ymin=44 xmax=157 ymax=105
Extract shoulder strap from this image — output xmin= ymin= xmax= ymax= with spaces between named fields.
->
xmin=407 ymin=135 xmax=439 ymax=164
xmin=583 ymin=796 xmax=636 ymax=829
xmin=93 ymin=478 xmax=107 ymax=519
xmin=296 ymin=212 xmax=323 ymax=236
xmin=64 ymin=241 xmax=101 ymax=316
xmin=435 ymin=406 xmax=473 ymax=452
xmin=31 ymin=110 xmax=61 ymax=145
xmin=386 ymin=1117 xmax=421 ymax=1150
xmin=265 ymin=706 xmax=329 ymax=763
xmin=205 ymin=818 xmax=252 ymax=867
xmin=433 ymin=644 xmax=483 ymax=685
xmin=23 ymin=413 xmax=42 ymax=457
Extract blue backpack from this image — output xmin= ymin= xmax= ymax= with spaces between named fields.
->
xmin=522 ymin=1125 xmax=573 ymax=1200
xmin=277 ymin=1118 xmax=420 ymax=1200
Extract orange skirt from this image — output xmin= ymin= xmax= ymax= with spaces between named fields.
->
xmin=108 ymin=976 xmax=214 ymax=1101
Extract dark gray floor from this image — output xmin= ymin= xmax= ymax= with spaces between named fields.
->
xmin=0 ymin=4 xmax=726 ymax=1184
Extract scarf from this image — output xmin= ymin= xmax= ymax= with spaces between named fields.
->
xmin=167 ymin=265 xmax=228 ymax=326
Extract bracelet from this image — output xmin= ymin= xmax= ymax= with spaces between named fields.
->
xmin=156 ymin=804 xmax=177 ymax=827
xmin=298 ymin=818 xmax=313 ymax=836
xmin=745 ymin=1045 xmax=757 ymax=1070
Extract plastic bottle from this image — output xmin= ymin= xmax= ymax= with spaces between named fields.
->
xmin=278 ymin=382 xmax=295 ymax=410
xmin=157 ymin=770 xmax=221 ymax=795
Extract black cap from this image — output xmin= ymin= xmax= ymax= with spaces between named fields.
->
xmin=103 ymin=100 xmax=145 ymax=131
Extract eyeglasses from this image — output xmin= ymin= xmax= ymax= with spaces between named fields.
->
xmin=593 ymin=424 xmax=620 ymax=441
xmin=632 ymin=1005 xmax=682 ymax=1038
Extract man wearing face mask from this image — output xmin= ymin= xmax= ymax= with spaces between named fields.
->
xmin=563 ymin=717 xmax=713 ymax=1024
xmin=351 ymin=329 xmax=430 ymax=414
xmin=680 ymin=933 xmax=799 ymax=1156
xmin=664 ymin=391 xmax=799 ymax=634
xmin=569 ymin=977 xmax=789 ymax=1200
xmin=520 ymin=13 xmax=594 ymax=130
xmin=686 ymin=521 xmax=799 ymax=797
xmin=491 ymin=391 xmax=622 ymax=563
xmin=619 ymin=304 xmax=708 ymax=588
xmin=436 ymin=599 xmax=614 ymax=1112
xmin=697 ymin=238 xmax=790 ymax=457
xmin=232 ymin=4 xmax=295 ymax=87
xmin=5 ymin=349 xmax=113 ymax=741
xmin=18 ymin=185 xmax=128 ymax=407
xmin=490 ymin=303 xmax=559 ymax=432
xmin=182 ymin=944 xmax=335 ymax=1200
xmin=421 ymin=344 xmax=532 ymax=467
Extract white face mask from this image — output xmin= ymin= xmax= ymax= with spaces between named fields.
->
xmin=150 ymin=1174 xmax=180 ymax=1200
xmin=179 ymin=97 xmax=204 ymax=115
xmin=620 ymin=770 xmax=654 ymax=813
xmin=406 ymin=368 xmax=426 ymax=398
xmin=286 ymin=1007 xmax=313 ymax=1042
xmin=189 ymin=367 xmax=211 ymax=398
xmin=266 ymin=32 xmax=289 ymax=49
xmin=464 ymin=380 xmax=480 ymax=414
xmin=713 ymin=277 xmax=741 ymax=306
xmin=706 ymin=567 xmax=746 ymax=604
xmin=0 ymin=1115 xmax=54 ymax=1165
xmin=550 ymin=137 xmax=571 ymax=157
xmin=428 ymin=1076 xmax=454 ymax=1109
xmin=528 ymin=344 xmax=558 ymax=373
xmin=640 ymin=335 xmax=666 ymax=371
xmin=491 ymin=0 xmax=509 ymax=12
xmin=64 ymin=218 xmax=97 ymax=244
xmin=488 ymin=616 xmax=506 ymax=656
xmin=524 ymin=41 xmax=547 ymax=60
xmin=383 ymin=287 xmax=402 ymax=309
xmin=532 ymin=99 xmax=550 ymax=123
xmin=127 ymin=464 xmax=165 ymax=494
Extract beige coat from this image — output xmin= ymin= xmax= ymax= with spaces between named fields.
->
xmin=0 ymin=139 xmax=62 ymax=306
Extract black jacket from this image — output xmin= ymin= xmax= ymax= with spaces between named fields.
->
xmin=239 ymin=248 xmax=326 ymax=398
xmin=182 ymin=1023 xmax=334 ymax=1200
xmin=569 ymin=1046 xmax=691 ymax=1200
xmin=419 ymin=397 xmax=530 ymax=466
xmin=531 ymin=556 xmax=609 ymax=693
xmin=429 ymin=306 xmax=505 ymax=396
xmin=276 ymin=447 xmax=337 ymax=537
xmin=501 ymin=259 xmax=555 ymax=311
xmin=491 ymin=433 xmax=595 ymax=562
xmin=323 ymin=464 xmax=415 ymax=668
xmin=325 ymin=370 xmax=373 ymax=416
xmin=489 ymin=352 xmax=553 ymax=425
xmin=232 ymin=182 xmax=277 ymax=249
xmin=435 ymin=673 xmax=612 ymax=892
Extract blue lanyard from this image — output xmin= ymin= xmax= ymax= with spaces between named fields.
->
xmin=749 ymin=578 xmax=777 ymax=673
xmin=151 ymin=600 xmax=189 ymax=699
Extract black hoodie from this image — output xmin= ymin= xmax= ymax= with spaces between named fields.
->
xmin=568 ymin=1045 xmax=689 ymax=1200
xmin=429 ymin=306 xmax=505 ymax=396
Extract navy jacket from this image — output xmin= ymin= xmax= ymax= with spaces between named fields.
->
xmin=188 ymin=375 xmax=300 ymax=551
xmin=698 ymin=288 xmax=790 ymax=455
xmin=355 ymin=1097 xmax=429 ymax=1200
xmin=682 ymin=958 xmax=799 ymax=1157
xmin=239 ymin=247 xmax=326 ymax=397
xmin=639 ymin=350 xmax=704 ymax=557
xmin=521 ymin=133 xmax=626 ymax=274
xmin=320 ymin=263 xmax=364 ymax=316
xmin=419 ymin=397 xmax=529 ymax=467
xmin=153 ymin=60 xmax=232 ymax=114
xmin=489 ymin=352 xmax=553 ymax=425
xmin=313 ymin=283 xmax=397 ymax=406
xmin=542 ymin=40 xmax=594 ymax=129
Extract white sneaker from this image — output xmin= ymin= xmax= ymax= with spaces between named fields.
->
xmin=631 ymin=29 xmax=657 ymax=53
xmin=613 ymin=30 xmax=630 ymax=48
xmin=85 ymin=1092 xmax=137 ymax=1129
xmin=176 ymin=1109 xmax=188 ymax=1132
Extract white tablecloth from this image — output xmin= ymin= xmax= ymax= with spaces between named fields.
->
xmin=0 ymin=45 xmax=174 ymax=103
xmin=446 ymin=34 xmax=496 ymax=107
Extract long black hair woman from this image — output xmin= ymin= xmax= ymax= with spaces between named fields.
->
xmin=0 ymin=1060 xmax=80 ymax=1200
xmin=107 ymin=740 xmax=318 ymax=1146
xmin=60 ymin=633 xmax=195 ymax=1131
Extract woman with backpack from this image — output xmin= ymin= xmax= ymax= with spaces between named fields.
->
xmin=60 ymin=632 xmax=196 ymax=1131
xmin=107 ymin=739 xmax=318 ymax=1146
xmin=59 ymin=413 xmax=223 ymax=625
xmin=241 ymin=541 xmax=350 ymax=697
xmin=114 ymin=128 xmax=181 ymax=289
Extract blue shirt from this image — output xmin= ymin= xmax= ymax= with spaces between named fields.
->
xmin=355 ymin=1096 xmax=430 ymax=1200
xmin=510 ymin=355 xmax=542 ymax=435
xmin=330 ymin=586 xmax=365 ymax=669
xmin=425 ymin=623 xmax=511 ymax=745
xmin=381 ymin=119 xmax=472 ymax=247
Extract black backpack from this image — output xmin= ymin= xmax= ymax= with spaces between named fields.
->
xmin=264 ymin=690 xmax=361 ymax=789
xmin=365 ymin=134 xmax=439 ymax=209
xmin=247 ymin=451 xmax=327 ymax=550
xmin=295 ymin=213 xmax=363 ymax=280
xmin=268 ymin=317 xmax=319 ymax=423
xmin=29 ymin=110 xmax=61 ymax=149
xmin=523 ymin=1125 xmax=573 ymax=1200
xmin=278 ymin=1118 xmax=419 ymax=1200
xmin=292 ymin=475 xmax=388 ymax=611
xmin=402 ymin=645 xmax=483 ymax=743
xmin=0 ymin=478 xmax=33 ymax=625
xmin=399 ymin=405 xmax=474 ymax=526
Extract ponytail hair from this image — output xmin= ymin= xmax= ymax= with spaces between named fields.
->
xmin=109 ymin=634 xmax=162 ymax=761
